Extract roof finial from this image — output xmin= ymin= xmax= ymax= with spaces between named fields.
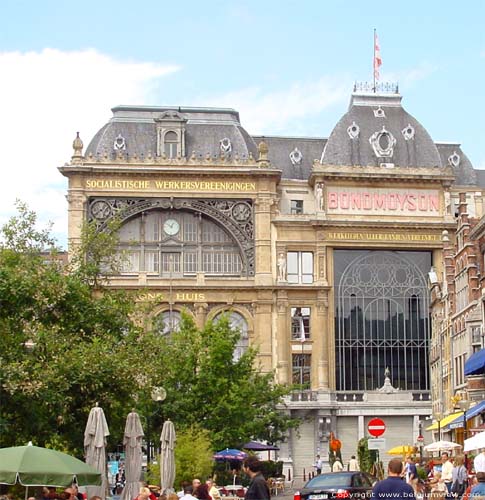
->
xmin=257 ymin=139 xmax=269 ymax=167
xmin=72 ymin=132 xmax=84 ymax=164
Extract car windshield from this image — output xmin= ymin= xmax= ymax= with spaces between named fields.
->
xmin=306 ymin=474 xmax=351 ymax=488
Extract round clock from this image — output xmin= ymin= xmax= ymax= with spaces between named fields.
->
xmin=163 ymin=218 xmax=180 ymax=236
xmin=90 ymin=200 xmax=111 ymax=220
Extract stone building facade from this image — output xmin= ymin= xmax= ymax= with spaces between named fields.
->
xmin=59 ymin=87 xmax=485 ymax=477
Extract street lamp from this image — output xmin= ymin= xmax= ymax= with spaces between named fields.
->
xmin=435 ymin=412 xmax=442 ymax=441
xmin=458 ymin=399 xmax=471 ymax=469
xmin=147 ymin=386 xmax=166 ymax=464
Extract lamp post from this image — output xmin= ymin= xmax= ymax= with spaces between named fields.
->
xmin=147 ymin=386 xmax=166 ymax=464
xmin=435 ymin=412 xmax=442 ymax=442
xmin=458 ymin=399 xmax=471 ymax=469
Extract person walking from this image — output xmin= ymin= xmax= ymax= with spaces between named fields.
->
xmin=441 ymin=453 xmax=454 ymax=495
xmin=243 ymin=456 xmax=270 ymax=500
xmin=371 ymin=458 xmax=415 ymax=500
xmin=451 ymin=455 xmax=468 ymax=500
xmin=348 ymin=456 xmax=359 ymax=471
xmin=405 ymin=456 xmax=418 ymax=493
xmin=314 ymin=455 xmax=323 ymax=475
xmin=475 ymin=450 xmax=485 ymax=473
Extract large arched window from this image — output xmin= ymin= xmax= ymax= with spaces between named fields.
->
xmin=164 ymin=131 xmax=178 ymax=158
xmin=116 ymin=210 xmax=243 ymax=277
xmin=334 ymin=250 xmax=431 ymax=391
xmin=153 ymin=310 xmax=181 ymax=336
xmin=214 ymin=311 xmax=249 ymax=361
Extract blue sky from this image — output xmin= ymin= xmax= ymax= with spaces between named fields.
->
xmin=1 ymin=0 xmax=484 ymax=247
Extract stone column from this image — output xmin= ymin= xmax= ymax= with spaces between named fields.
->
xmin=276 ymin=290 xmax=289 ymax=384
xmin=195 ymin=303 xmax=208 ymax=329
xmin=315 ymin=290 xmax=329 ymax=389
xmin=254 ymin=196 xmax=273 ymax=286
xmin=66 ymin=189 xmax=87 ymax=259
xmin=254 ymin=291 xmax=273 ymax=372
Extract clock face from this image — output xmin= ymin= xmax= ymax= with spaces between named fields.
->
xmin=163 ymin=218 xmax=180 ymax=236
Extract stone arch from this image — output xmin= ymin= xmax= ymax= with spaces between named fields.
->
xmin=150 ymin=305 xmax=195 ymax=335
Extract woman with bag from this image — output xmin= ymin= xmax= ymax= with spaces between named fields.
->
xmin=451 ymin=456 xmax=468 ymax=499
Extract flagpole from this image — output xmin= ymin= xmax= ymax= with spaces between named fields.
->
xmin=373 ymin=28 xmax=376 ymax=93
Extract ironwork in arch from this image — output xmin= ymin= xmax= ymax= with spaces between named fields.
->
xmin=334 ymin=250 xmax=431 ymax=391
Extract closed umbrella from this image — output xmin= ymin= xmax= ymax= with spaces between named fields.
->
xmin=0 ymin=443 xmax=101 ymax=500
xmin=120 ymin=411 xmax=144 ymax=500
xmin=160 ymin=420 xmax=176 ymax=494
xmin=84 ymin=405 xmax=110 ymax=500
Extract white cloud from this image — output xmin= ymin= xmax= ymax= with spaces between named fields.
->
xmin=0 ymin=48 xmax=179 ymax=247
xmin=199 ymin=77 xmax=350 ymax=135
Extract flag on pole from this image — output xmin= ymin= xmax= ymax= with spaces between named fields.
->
xmin=374 ymin=30 xmax=382 ymax=83
xmin=299 ymin=315 xmax=306 ymax=343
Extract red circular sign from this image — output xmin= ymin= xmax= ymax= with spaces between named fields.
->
xmin=368 ymin=418 xmax=386 ymax=437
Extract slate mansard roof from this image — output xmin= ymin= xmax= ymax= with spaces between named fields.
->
xmin=84 ymin=92 xmax=481 ymax=186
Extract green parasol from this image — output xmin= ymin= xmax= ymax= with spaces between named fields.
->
xmin=0 ymin=444 xmax=102 ymax=487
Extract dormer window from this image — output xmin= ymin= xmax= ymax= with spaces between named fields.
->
xmin=155 ymin=110 xmax=186 ymax=158
xmin=164 ymin=131 xmax=178 ymax=158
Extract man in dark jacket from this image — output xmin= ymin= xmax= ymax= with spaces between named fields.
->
xmin=243 ymin=456 xmax=271 ymax=500
xmin=372 ymin=458 xmax=415 ymax=500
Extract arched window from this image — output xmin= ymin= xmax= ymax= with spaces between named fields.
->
xmin=214 ymin=311 xmax=249 ymax=361
xmin=154 ymin=310 xmax=181 ymax=336
xmin=334 ymin=250 xmax=431 ymax=391
xmin=115 ymin=210 xmax=243 ymax=277
xmin=164 ymin=131 xmax=178 ymax=158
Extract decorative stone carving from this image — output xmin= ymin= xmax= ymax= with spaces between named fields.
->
xmin=277 ymin=253 xmax=287 ymax=282
xmin=377 ymin=366 xmax=399 ymax=393
xmin=448 ymin=151 xmax=461 ymax=167
xmin=347 ymin=122 xmax=360 ymax=139
xmin=88 ymin=197 xmax=255 ymax=276
xmin=369 ymin=126 xmax=396 ymax=158
xmin=220 ymin=137 xmax=232 ymax=154
xmin=315 ymin=182 xmax=325 ymax=212
xmin=373 ymin=106 xmax=385 ymax=118
xmin=401 ymin=124 xmax=415 ymax=141
xmin=72 ymin=132 xmax=84 ymax=163
xmin=444 ymin=191 xmax=452 ymax=215
xmin=289 ymin=147 xmax=303 ymax=165
xmin=113 ymin=133 xmax=126 ymax=151
xmin=257 ymin=140 xmax=269 ymax=167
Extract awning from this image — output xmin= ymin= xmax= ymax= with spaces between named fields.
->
xmin=449 ymin=400 xmax=485 ymax=429
xmin=426 ymin=411 xmax=463 ymax=431
xmin=465 ymin=349 xmax=485 ymax=376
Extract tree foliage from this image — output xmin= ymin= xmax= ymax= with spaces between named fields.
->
xmin=0 ymin=202 xmax=299 ymax=457
xmin=151 ymin=313 xmax=299 ymax=451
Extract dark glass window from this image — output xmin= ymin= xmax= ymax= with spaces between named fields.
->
xmin=290 ymin=200 xmax=304 ymax=214
xmin=334 ymin=250 xmax=431 ymax=391
xmin=292 ymin=353 xmax=311 ymax=388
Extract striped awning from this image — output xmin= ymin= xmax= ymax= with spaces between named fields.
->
xmin=426 ymin=411 xmax=463 ymax=431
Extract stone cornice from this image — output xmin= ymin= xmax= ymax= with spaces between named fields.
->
xmin=310 ymin=162 xmax=455 ymax=185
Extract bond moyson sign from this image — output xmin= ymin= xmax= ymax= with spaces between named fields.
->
xmin=326 ymin=187 xmax=440 ymax=216
xmin=84 ymin=178 xmax=256 ymax=192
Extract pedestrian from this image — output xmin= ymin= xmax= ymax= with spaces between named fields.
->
xmin=470 ymin=472 xmax=485 ymax=497
xmin=441 ymin=453 xmax=454 ymax=495
xmin=348 ymin=456 xmax=359 ymax=471
xmin=332 ymin=458 xmax=343 ymax=472
xmin=194 ymin=484 xmax=211 ymax=500
xmin=429 ymin=471 xmax=446 ymax=500
xmin=405 ymin=456 xmax=418 ymax=493
xmin=314 ymin=455 xmax=323 ymax=475
xmin=451 ymin=455 xmax=468 ymax=500
xmin=475 ymin=450 xmax=485 ymax=473
xmin=179 ymin=486 xmax=197 ymax=500
xmin=134 ymin=488 xmax=152 ymax=500
xmin=371 ymin=457 xmax=415 ymax=500
xmin=192 ymin=480 xmax=201 ymax=497
xmin=243 ymin=456 xmax=271 ymax=500
xmin=206 ymin=480 xmax=221 ymax=500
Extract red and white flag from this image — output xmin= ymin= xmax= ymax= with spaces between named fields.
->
xmin=374 ymin=31 xmax=382 ymax=82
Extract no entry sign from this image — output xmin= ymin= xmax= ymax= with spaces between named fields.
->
xmin=368 ymin=418 xmax=386 ymax=437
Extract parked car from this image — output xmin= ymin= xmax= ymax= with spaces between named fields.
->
xmin=294 ymin=472 xmax=376 ymax=500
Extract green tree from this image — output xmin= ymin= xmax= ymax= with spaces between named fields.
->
xmin=0 ymin=203 xmax=153 ymax=454
xmin=152 ymin=313 xmax=299 ymax=450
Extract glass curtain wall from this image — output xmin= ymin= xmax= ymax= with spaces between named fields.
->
xmin=334 ymin=250 xmax=431 ymax=391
